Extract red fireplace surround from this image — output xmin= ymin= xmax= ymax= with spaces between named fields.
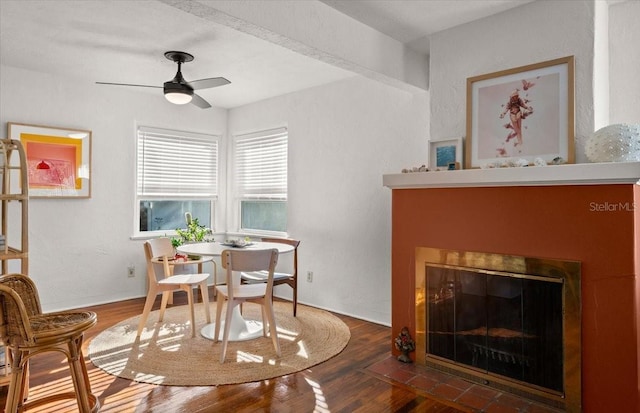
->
xmin=384 ymin=163 xmax=639 ymax=412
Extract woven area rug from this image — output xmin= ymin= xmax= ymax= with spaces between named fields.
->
xmin=88 ymin=301 xmax=350 ymax=386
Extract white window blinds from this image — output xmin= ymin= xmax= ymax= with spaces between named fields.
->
xmin=234 ymin=127 xmax=287 ymax=199
xmin=137 ymin=126 xmax=218 ymax=198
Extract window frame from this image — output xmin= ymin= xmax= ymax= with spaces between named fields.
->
xmin=134 ymin=125 xmax=220 ymax=238
xmin=231 ymin=127 xmax=288 ymax=237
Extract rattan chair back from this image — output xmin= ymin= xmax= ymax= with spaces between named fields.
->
xmin=0 ymin=274 xmax=43 ymax=346
xmin=0 ymin=274 xmax=99 ymax=412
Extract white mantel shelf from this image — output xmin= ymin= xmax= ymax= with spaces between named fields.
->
xmin=383 ymin=161 xmax=640 ymax=189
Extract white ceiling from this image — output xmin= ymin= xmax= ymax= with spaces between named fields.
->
xmin=321 ymin=0 xmax=534 ymax=54
xmin=1 ymin=0 xmax=533 ymax=109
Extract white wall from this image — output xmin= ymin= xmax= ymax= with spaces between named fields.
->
xmin=609 ymin=0 xmax=640 ymax=124
xmin=0 ymin=0 xmax=635 ymax=325
xmin=228 ymin=76 xmax=428 ymax=324
xmin=430 ymin=0 xmax=598 ymax=163
xmin=0 ymin=64 xmax=427 ymax=325
xmin=0 ymin=65 xmax=227 ymax=311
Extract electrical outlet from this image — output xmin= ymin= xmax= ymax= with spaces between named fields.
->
xmin=127 ymin=266 xmax=135 ymax=278
xmin=307 ymin=271 xmax=313 ymax=282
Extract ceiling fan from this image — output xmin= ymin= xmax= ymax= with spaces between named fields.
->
xmin=96 ymin=51 xmax=230 ymax=109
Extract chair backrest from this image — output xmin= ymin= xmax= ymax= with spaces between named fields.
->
xmin=146 ymin=237 xmax=175 ymax=259
xmin=261 ymin=237 xmax=300 ymax=277
xmin=221 ymin=249 xmax=278 ymax=300
xmin=144 ymin=237 xmax=175 ymax=285
xmin=0 ymin=274 xmax=42 ymax=346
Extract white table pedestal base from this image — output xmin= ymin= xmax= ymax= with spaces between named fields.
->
xmin=200 ymin=306 xmax=264 ymax=342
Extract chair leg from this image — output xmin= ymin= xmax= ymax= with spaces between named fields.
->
xmin=136 ymin=289 xmax=157 ymax=338
xmin=212 ymin=261 xmax=218 ymax=298
xmin=292 ymin=282 xmax=298 ymax=317
xmin=158 ymin=291 xmax=171 ymax=322
xmin=260 ymin=304 xmax=268 ymax=337
xmin=185 ymin=286 xmax=196 ymax=338
xmin=5 ymin=350 xmax=25 ymax=413
xmin=214 ymin=291 xmax=224 ymax=344
xmin=265 ymin=300 xmax=281 ymax=357
xmin=220 ymin=300 xmax=236 ymax=363
xmin=200 ymin=281 xmax=211 ymax=324
xmin=67 ymin=337 xmax=94 ymax=412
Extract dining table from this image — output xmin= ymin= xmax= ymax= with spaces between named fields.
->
xmin=176 ymin=240 xmax=294 ymax=342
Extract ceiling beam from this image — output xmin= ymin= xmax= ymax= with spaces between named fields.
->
xmin=159 ymin=0 xmax=429 ymax=93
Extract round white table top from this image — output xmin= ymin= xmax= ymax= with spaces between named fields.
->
xmin=177 ymin=241 xmax=294 ymax=257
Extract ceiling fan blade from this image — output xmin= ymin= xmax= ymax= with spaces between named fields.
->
xmin=189 ymin=77 xmax=231 ymax=90
xmin=191 ymin=93 xmax=211 ymax=109
xmin=96 ymin=82 xmax=161 ymax=89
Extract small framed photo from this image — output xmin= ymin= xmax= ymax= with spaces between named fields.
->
xmin=465 ymin=56 xmax=575 ymax=168
xmin=429 ymin=138 xmax=463 ymax=171
xmin=8 ymin=122 xmax=92 ymax=198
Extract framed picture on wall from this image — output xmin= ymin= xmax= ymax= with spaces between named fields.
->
xmin=465 ymin=56 xmax=575 ymax=168
xmin=8 ymin=123 xmax=92 ymax=198
xmin=429 ymin=137 xmax=463 ymax=171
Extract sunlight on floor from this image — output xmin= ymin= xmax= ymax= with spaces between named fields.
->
xmin=297 ymin=341 xmax=309 ymax=358
xmin=26 ymin=367 xmax=157 ymax=412
xmin=305 ymin=377 xmax=330 ymax=413
xmin=236 ymin=350 xmax=264 ymax=363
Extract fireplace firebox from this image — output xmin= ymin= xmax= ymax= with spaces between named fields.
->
xmin=415 ymin=248 xmax=581 ymax=411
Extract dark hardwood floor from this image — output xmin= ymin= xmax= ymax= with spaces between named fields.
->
xmin=1 ymin=290 xmax=469 ymax=412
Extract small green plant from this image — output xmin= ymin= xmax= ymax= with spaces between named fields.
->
xmin=171 ymin=218 xmax=212 ymax=247
xmin=171 ymin=237 xmax=182 ymax=248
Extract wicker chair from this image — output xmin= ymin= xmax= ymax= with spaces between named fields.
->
xmin=0 ymin=274 xmax=99 ymax=413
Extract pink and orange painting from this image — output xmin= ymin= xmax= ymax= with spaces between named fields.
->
xmin=23 ymin=135 xmax=82 ymax=190
xmin=8 ymin=123 xmax=91 ymax=198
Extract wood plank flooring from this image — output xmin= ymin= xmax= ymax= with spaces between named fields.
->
xmin=0 ymin=291 xmax=469 ymax=412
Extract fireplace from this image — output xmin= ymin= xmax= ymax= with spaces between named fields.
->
xmin=415 ymin=247 xmax=580 ymax=410
xmin=384 ymin=162 xmax=640 ymax=413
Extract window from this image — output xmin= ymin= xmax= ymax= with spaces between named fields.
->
xmin=136 ymin=126 xmax=218 ymax=235
xmin=233 ymin=127 xmax=287 ymax=234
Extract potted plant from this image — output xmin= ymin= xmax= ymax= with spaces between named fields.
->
xmin=171 ymin=217 xmax=212 ymax=260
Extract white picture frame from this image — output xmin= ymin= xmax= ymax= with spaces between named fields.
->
xmin=429 ymin=138 xmax=463 ymax=170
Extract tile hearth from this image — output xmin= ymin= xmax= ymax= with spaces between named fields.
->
xmin=366 ymin=355 xmax=563 ymax=413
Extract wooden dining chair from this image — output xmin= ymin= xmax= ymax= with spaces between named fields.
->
xmin=137 ymin=237 xmax=211 ymax=338
xmin=241 ymin=238 xmax=300 ymax=316
xmin=215 ymin=248 xmax=280 ymax=363
xmin=0 ymin=274 xmax=99 ymax=413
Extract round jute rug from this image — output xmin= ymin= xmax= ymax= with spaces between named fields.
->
xmin=88 ymin=301 xmax=350 ymax=386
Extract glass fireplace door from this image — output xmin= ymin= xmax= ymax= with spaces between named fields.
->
xmin=427 ymin=265 xmax=564 ymax=392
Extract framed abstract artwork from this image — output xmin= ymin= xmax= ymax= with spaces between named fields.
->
xmin=429 ymin=138 xmax=463 ymax=171
xmin=8 ymin=123 xmax=91 ymax=198
xmin=465 ymin=56 xmax=575 ymax=168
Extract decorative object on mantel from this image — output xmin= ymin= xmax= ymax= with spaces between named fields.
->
xmin=480 ymin=156 xmax=567 ymax=169
xmin=401 ymin=165 xmax=428 ymax=173
xmin=534 ymin=157 xmax=548 ymax=166
xmin=394 ymin=326 xmax=415 ymax=363
xmin=584 ymin=123 xmax=640 ymax=163
xmin=465 ymin=56 xmax=575 ymax=168
xmin=429 ymin=137 xmax=464 ymax=171
xmin=481 ymin=157 xmax=532 ymax=169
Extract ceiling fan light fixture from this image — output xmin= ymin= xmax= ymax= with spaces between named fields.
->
xmin=165 ymin=91 xmax=193 ymax=105
xmin=97 ymin=51 xmax=228 ymax=109
xmin=164 ymin=81 xmax=194 ymax=105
